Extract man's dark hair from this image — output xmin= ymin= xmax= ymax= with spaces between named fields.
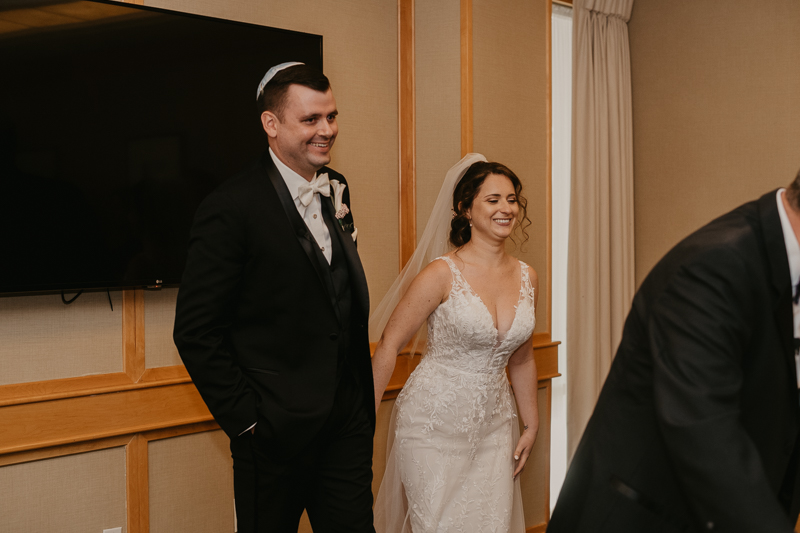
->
xmin=787 ymin=168 xmax=800 ymax=212
xmin=257 ymin=64 xmax=330 ymax=119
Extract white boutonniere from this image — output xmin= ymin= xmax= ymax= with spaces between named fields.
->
xmin=329 ymin=179 xmax=357 ymax=241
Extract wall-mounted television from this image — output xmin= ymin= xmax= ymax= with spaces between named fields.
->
xmin=0 ymin=0 xmax=323 ymax=295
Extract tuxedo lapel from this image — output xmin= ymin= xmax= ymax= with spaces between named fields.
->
xmin=320 ymin=191 xmax=370 ymax=318
xmin=261 ymin=152 xmax=332 ymax=300
xmin=758 ymin=190 xmax=796 ymax=393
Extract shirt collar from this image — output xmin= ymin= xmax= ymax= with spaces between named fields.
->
xmin=269 ymin=147 xmax=317 ymax=204
xmin=776 ymin=188 xmax=800 ymax=297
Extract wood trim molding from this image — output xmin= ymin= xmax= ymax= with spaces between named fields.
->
xmin=541 ymin=382 xmax=553 ymax=527
xmin=0 ymin=434 xmax=132 ymax=468
xmin=0 ymin=383 xmax=212 ymax=456
xmin=0 ymin=373 xmax=134 ymax=408
xmin=533 ymin=342 xmax=560 ymax=381
xmin=123 ymin=289 xmax=146 ymax=383
xmin=552 ymin=0 xmax=573 ymax=6
xmin=460 ymin=0 xmax=473 ymax=156
xmin=532 ymin=331 xmax=551 ymax=346
xmin=0 ymin=365 xmax=192 ymax=408
xmin=0 ymin=342 xmax=557 ymax=457
xmin=127 ymin=434 xmax=149 ymax=533
xmin=140 ymin=365 xmax=191 ymax=384
xmin=545 ymin=0 xmax=554 ymax=338
xmin=398 ymin=0 xmax=416 ymax=268
xmin=141 ymin=421 xmax=220 ymax=442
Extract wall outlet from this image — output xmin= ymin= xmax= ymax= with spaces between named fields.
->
xmin=103 ymin=529 xmax=122 ymax=533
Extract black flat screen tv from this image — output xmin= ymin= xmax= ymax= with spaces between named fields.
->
xmin=0 ymin=0 xmax=323 ymax=295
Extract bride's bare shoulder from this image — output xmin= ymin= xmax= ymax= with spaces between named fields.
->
xmin=420 ymin=256 xmax=454 ymax=282
xmin=406 ymin=257 xmax=454 ymax=303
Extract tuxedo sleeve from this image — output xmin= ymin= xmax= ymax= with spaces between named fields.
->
xmin=173 ymin=191 xmax=258 ymax=439
xmin=649 ymin=247 xmax=794 ymax=532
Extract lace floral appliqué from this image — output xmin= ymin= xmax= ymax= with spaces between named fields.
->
xmin=382 ymin=256 xmax=535 ymax=533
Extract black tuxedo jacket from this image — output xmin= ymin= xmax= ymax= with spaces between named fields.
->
xmin=549 ymin=190 xmax=800 ymax=532
xmin=173 ymin=151 xmax=374 ymax=451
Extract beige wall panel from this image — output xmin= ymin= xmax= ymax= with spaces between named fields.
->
xmin=0 ymin=447 xmax=126 ymax=532
xmin=630 ymin=0 xmax=800 ymax=284
xmin=143 ymin=0 xmax=400 ymax=309
xmin=519 ymin=385 xmax=550 ymax=527
xmin=472 ymin=0 xmax=550 ymax=332
xmin=148 ymin=430 xmax=234 ymax=533
xmin=0 ymin=291 xmax=122 ymax=385
xmin=415 ymin=0 xmax=462 ymax=240
xmin=144 ymin=288 xmax=181 ymax=368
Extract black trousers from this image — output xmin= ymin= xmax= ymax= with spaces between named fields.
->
xmin=230 ymin=372 xmax=375 ymax=533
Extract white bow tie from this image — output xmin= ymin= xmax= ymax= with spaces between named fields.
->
xmin=298 ymin=173 xmax=330 ymax=207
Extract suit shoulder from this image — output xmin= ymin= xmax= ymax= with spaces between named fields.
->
xmin=212 ymin=160 xmax=264 ymax=197
xmin=197 ymin=159 xmax=265 ymax=210
xmin=642 ymin=200 xmax=766 ymax=291
xmin=673 ymin=201 xmax=762 ymax=263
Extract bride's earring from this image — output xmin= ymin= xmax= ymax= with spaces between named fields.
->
xmin=468 ymin=219 xmax=473 ymax=227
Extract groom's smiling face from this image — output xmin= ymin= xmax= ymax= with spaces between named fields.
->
xmin=264 ymin=84 xmax=338 ymax=181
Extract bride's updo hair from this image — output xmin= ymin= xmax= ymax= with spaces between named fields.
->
xmin=449 ymin=161 xmax=531 ymax=248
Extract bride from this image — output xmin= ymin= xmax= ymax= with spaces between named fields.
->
xmin=371 ymin=154 xmax=540 ymax=532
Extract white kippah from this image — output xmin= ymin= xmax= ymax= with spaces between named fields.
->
xmin=256 ymin=61 xmax=305 ymax=101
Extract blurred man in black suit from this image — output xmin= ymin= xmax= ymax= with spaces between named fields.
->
xmin=550 ymin=174 xmax=800 ymax=532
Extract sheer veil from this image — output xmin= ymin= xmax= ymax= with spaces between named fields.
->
xmin=368 ymin=153 xmax=487 ymax=351
xmin=371 ymin=153 xmax=489 ymax=533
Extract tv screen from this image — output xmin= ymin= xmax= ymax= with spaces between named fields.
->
xmin=0 ymin=0 xmax=323 ymax=295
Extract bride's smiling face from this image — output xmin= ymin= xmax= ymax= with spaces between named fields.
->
xmin=465 ymin=173 xmax=519 ymax=241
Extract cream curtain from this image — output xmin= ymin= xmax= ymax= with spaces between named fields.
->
xmin=566 ymin=0 xmax=635 ymax=459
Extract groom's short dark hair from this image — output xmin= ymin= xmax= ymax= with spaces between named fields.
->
xmin=257 ymin=65 xmax=331 ymax=119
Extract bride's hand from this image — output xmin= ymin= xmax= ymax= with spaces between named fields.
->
xmin=513 ymin=425 xmax=538 ymax=480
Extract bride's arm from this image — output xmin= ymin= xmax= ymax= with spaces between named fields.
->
xmin=371 ymin=260 xmax=451 ymax=413
xmin=508 ymin=265 xmax=540 ymax=479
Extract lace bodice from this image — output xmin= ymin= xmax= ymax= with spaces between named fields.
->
xmin=425 ymin=255 xmax=536 ymax=374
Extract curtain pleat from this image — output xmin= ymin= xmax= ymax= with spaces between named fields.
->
xmin=566 ymin=0 xmax=635 ymax=459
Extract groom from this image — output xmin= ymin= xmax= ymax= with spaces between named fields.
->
xmin=173 ymin=63 xmax=375 ymax=532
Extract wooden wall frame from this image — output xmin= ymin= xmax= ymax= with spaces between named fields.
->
xmin=398 ymin=0 xmax=416 ymax=268
xmin=546 ymin=0 xmax=554 ymax=339
xmin=460 ymin=0 xmax=473 ymax=156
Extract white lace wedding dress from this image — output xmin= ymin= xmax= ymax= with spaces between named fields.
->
xmin=374 ymin=256 xmax=535 ymax=533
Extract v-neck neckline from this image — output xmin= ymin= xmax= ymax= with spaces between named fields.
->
xmin=444 ymin=256 xmax=525 ymax=340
